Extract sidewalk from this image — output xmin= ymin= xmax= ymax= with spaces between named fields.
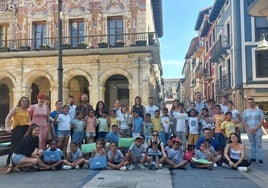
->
xmin=83 ymin=168 xmax=172 ymax=188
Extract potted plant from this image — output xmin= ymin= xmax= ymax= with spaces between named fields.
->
xmin=98 ymin=42 xmax=108 ymax=48
xmin=39 ymin=44 xmax=50 ymax=50
xmin=77 ymin=42 xmax=88 ymax=49
xmin=0 ymin=46 xmax=10 ymax=52
xmin=19 ymin=45 xmax=31 ymax=51
xmin=135 ymin=40 xmax=147 ymax=46
xmin=114 ymin=40 xmax=125 ymax=47
xmin=62 ymin=43 xmax=72 ymax=49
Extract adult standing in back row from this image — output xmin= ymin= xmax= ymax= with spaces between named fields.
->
xmin=145 ymin=97 xmax=159 ymax=118
xmin=194 ymin=92 xmax=206 ymax=113
xmin=242 ymin=97 xmax=265 ymax=165
xmin=76 ymin=94 xmax=94 ymax=118
xmin=131 ymin=96 xmax=146 ymax=120
xmin=5 ymin=96 xmax=31 ymax=173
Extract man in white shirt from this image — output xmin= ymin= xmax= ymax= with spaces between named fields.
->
xmin=145 ymin=97 xmax=159 ymax=118
xmin=68 ymin=96 xmax=77 ymax=122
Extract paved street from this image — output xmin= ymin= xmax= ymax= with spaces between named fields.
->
xmin=0 ymin=133 xmax=267 ymax=188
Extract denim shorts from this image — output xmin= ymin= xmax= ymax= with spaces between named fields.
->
xmin=12 ymin=153 xmax=25 ymax=165
xmin=57 ymin=130 xmax=70 ymax=138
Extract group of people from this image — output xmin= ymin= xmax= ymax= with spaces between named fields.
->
xmin=3 ymin=92 xmax=266 ymax=173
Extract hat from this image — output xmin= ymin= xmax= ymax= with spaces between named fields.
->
xmin=172 ymin=137 xmax=181 ymax=143
xmin=135 ymin=136 xmax=143 ymax=140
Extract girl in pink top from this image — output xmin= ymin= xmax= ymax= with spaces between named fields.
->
xmin=84 ymin=109 xmax=97 ymax=143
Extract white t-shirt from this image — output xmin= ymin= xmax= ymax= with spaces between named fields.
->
xmin=57 ymin=113 xmax=71 ymax=130
xmin=173 ymin=112 xmax=188 ymax=132
xmin=188 ymin=117 xmax=199 ymax=134
xmin=161 ymin=116 xmax=171 ymax=132
xmin=145 ymin=105 xmax=159 ymax=118
xmin=220 ymin=104 xmax=228 ymax=114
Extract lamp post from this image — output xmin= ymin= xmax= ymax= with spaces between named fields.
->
xmin=257 ymin=33 xmax=268 ymax=50
xmin=58 ymin=0 xmax=63 ymax=101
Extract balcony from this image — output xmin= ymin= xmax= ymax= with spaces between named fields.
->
xmin=248 ymin=0 xmax=268 ymax=17
xmin=215 ymin=73 xmax=231 ymax=93
xmin=211 ymin=35 xmax=230 ymax=63
xmin=195 ymin=62 xmax=203 ymax=78
xmin=0 ymin=32 xmax=158 ymax=52
xmin=203 ymin=68 xmax=213 ymax=82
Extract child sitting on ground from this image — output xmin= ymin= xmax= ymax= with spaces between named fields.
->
xmin=90 ymin=139 xmax=106 ymax=158
xmin=107 ymin=142 xmax=129 ymax=170
xmin=43 ymin=139 xmax=63 ymax=171
xmin=148 ymin=141 xmax=162 ymax=170
xmin=126 ymin=136 xmax=148 ymax=170
xmin=204 ymin=139 xmax=221 ymax=166
xmin=62 ymin=143 xmax=88 ymax=169
xmin=165 ymin=137 xmax=188 ymax=170
xmin=191 ymin=142 xmax=214 ymax=170
xmin=165 ymin=138 xmax=173 ymax=157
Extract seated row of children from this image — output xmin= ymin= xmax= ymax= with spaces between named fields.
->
xmin=42 ymin=132 xmax=221 ymax=171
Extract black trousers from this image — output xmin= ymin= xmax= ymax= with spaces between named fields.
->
xmin=222 ymin=156 xmax=251 ymax=168
xmin=6 ymin=125 xmax=28 ymax=166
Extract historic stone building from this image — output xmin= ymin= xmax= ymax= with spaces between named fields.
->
xmin=0 ymin=0 xmax=163 ymax=124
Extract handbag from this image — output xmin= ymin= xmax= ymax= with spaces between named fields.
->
xmin=90 ymin=156 xmax=107 ymax=170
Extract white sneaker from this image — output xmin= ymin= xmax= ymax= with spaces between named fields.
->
xmin=159 ymin=164 xmax=163 ymax=169
xmin=120 ymin=166 xmax=127 ymax=171
xmin=62 ymin=165 xmax=72 ymax=170
xmin=221 ymin=163 xmax=231 ymax=169
xmin=138 ymin=164 xmax=145 ymax=169
xmin=128 ymin=165 xmax=135 ymax=170
xmin=213 ymin=163 xmax=217 ymax=168
xmin=238 ymin=167 xmax=248 ymax=172
xmin=75 ymin=165 xmax=80 ymax=169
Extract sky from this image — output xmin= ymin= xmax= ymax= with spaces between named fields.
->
xmin=159 ymin=0 xmax=215 ymax=79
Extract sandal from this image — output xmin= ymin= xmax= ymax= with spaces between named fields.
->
xmin=5 ymin=167 xmax=13 ymax=174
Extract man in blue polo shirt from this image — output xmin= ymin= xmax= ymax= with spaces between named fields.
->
xmin=195 ymin=128 xmax=219 ymax=152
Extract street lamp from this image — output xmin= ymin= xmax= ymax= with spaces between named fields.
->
xmin=58 ymin=0 xmax=63 ymax=101
xmin=257 ymin=33 xmax=268 ymax=50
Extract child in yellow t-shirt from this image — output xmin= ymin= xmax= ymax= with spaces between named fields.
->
xmin=212 ymin=105 xmax=225 ymax=154
xmin=221 ymin=112 xmax=236 ymax=144
xmin=109 ymin=109 xmax=119 ymax=131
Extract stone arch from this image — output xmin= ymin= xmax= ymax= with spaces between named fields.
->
xmin=99 ymin=67 xmax=133 ymax=87
xmin=0 ymin=72 xmax=16 ymax=88
xmin=63 ymin=69 xmax=92 ymax=88
xmin=0 ymin=76 xmax=15 ymax=124
xmin=23 ymin=70 xmax=54 ymax=87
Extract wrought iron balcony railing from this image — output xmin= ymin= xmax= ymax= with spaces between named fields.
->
xmin=0 ymin=32 xmax=158 ymax=52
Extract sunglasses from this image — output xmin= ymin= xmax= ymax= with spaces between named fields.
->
xmin=153 ymin=134 xmax=158 ymax=136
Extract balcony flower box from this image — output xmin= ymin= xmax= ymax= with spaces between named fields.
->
xmin=135 ymin=40 xmax=147 ymax=46
xmin=114 ymin=41 xmax=125 ymax=47
xmin=76 ymin=43 xmax=88 ymax=49
xmin=0 ymin=47 xmax=10 ymax=52
xmin=62 ymin=44 xmax=72 ymax=49
xmin=98 ymin=42 xmax=108 ymax=48
xmin=19 ymin=46 xmax=31 ymax=51
xmin=39 ymin=44 xmax=51 ymax=50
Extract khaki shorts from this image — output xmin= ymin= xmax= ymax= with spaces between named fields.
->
xmin=188 ymin=134 xmax=199 ymax=145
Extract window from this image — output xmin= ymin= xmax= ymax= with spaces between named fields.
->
xmin=226 ymin=22 xmax=230 ymax=45
xmin=255 ymin=27 xmax=268 ymax=42
xmin=0 ymin=24 xmax=9 ymax=47
xmin=108 ymin=16 xmax=123 ymax=46
xmin=255 ymin=51 xmax=268 ymax=78
xmin=33 ymin=22 xmax=47 ymax=49
xmin=70 ymin=19 xmax=84 ymax=47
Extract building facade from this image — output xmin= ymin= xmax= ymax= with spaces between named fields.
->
xmin=183 ymin=0 xmax=268 ymax=112
xmin=0 ymin=0 xmax=163 ymax=124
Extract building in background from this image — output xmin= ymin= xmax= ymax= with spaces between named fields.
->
xmin=182 ymin=0 xmax=268 ymax=112
xmin=163 ymin=78 xmax=179 ymax=100
xmin=0 ymin=0 xmax=163 ymax=124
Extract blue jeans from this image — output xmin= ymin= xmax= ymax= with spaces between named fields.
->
xmin=247 ymin=132 xmax=263 ymax=160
